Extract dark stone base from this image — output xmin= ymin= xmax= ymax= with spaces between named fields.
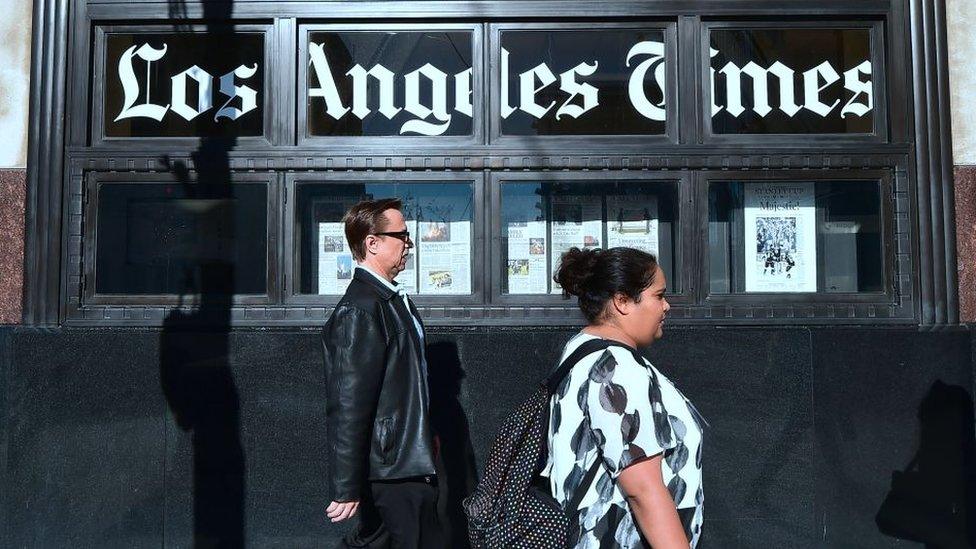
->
xmin=0 ymin=326 xmax=972 ymax=547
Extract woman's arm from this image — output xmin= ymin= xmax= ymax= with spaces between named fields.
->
xmin=617 ymin=455 xmax=690 ymax=549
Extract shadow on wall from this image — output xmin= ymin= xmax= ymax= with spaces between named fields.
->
xmin=427 ymin=341 xmax=479 ymax=548
xmin=160 ymin=2 xmax=244 ymax=547
xmin=161 ymin=263 xmax=244 ymax=548
xmin=876 ymin=380 xmax=976 ymax=548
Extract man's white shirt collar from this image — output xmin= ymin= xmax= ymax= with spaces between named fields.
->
xmin=356 ymin=264 xmax=407 ymax=296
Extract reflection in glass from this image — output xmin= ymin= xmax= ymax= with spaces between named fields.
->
xmin=94 ymin=182 xmax=268 ymax=295
xmin=306 ymin=31 xmax=474 ymax=137
xmin=499 ymin=29 xmax=667 ymax=136
xmin=104 ymin=31 xmax=265 ymax=138
xmin=709 ymin=28 xmax=874 ymax=134
xmin=295 ymin=182 xmax=474 ymax=295
xmin=500 ymin=181 xmax=678 ymax=295
xmin=708 ymin=180 xmax=883 ymax=294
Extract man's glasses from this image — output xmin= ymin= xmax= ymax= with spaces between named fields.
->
xmin=373 ymin=230 xmax=411 ymax=242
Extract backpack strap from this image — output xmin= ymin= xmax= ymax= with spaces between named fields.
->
xmin=543 ymin=337 xmax=637 ymax=393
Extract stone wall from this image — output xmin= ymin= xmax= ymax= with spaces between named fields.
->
xmin=949 ymin=0 xmax=976 ymax=322
xmin=0 ymin=326 xmax=971 ymax=547
xmin=0 ymin=0 xmax=31 ymax=325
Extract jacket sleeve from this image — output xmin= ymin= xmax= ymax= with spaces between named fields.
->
xmin=323 ymin=306 xmax=387 ymax=502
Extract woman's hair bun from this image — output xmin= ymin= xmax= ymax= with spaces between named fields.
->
xmin=553 ymin=246 xmax=659 ymax=324
xmin=553 ymin=247 xmax=602 ymax=297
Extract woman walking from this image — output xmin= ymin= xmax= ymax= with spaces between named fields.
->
xmin=545 ymin=247 xmax=705 ymax=548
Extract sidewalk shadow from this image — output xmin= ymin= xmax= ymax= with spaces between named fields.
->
xmin=426 ymin=341 xmax=478 ymax=548
xmin=876 ymin=380 xmax=976 ymax=548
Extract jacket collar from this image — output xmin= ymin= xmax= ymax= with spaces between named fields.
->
xmin=353 ymin=267 xmax=398 ymax=301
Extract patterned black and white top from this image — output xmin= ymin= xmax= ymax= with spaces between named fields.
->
xmin=543 ymin=332 xmax=706 ymax=548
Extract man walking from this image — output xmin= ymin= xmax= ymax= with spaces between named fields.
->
xmin=322 ymin=198 xmax=441 ymax=549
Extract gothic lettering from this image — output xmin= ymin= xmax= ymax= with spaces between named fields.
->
xmin=718 ymin=61 xmax=801 ymax=118
xmin=109 ymin=33 xmax=878 ymax=136
xmin=803 ymin=61 xmax=841 ymax=116
xmin=307 ymin=41 xmax=471 ymax=136
xmin=170 ymin=65 xmax=213 ymax=121
xmin=307 ymin=42 xmax=350 ymax=120
xmin=518 ymin=62 xmax=558 ymax=119
xmin=402 ymin=63 xmax=452 ymax=136
xmin=215 ymin=63 xmax=259 ymax=121
xmin=711 ymin=57 xmax=874 ymax=121
xmin=626 ymin=41 xmax=666 ymax=121
xmin=841 ymin=61 xmax=873 ymax=118
xmin=555 ymin=62 xmax=599 ymax=120
xmin=115 ymin=43 xmax=170 ymax=122
xmin=112 ymin=41 xmax=260 ymax=124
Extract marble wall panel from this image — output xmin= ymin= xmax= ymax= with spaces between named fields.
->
xmin=956 ymin=166 xmax=976 ymax=323
xmin=949 ymin=0 xmax=976 ymax=164
xmin=0 ymin=169 xmax=24 ymax=324
xmin=0 ymin=0 xmax=31 ymax=168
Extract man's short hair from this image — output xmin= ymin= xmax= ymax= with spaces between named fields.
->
xmin=343 ymin=198 xmax=403 ymax=261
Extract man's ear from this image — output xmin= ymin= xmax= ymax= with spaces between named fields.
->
xmin=363 ymin=235 xmax=378 ymax=256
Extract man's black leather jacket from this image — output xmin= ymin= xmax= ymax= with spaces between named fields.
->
xmin=321 ymin=268 xmax=436 ymax=502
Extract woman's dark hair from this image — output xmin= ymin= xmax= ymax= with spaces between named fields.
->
xmin=553 ymin=247 xmax=659 ymax=323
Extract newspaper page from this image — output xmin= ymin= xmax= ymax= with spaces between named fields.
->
xmin=606 ymin=194 xmax=659 ymax=256
xmin=506 ymin=220 xmax=548 ymax=294
xmin=743 ymin=182 xmax=817 ymax=292
xmin=504 ymin=187 xmax=548 ymax=294
xmin=315 ymin=197 xmax=360 ymax=295
xmin=417 ymin=219 xmax=472 ymax=294
xmin=549 ymin=194 xmax=603 ymax=294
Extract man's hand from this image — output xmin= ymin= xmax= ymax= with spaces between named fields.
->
xmin=326 ymin=500 xmax=360 ymax=522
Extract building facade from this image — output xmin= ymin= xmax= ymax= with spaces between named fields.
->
xmin=1 ymin=0 xmax=974 ymax=546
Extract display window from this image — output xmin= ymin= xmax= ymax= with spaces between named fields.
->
xmin=706 ymin=178 xmax=886 ymax=296
xmin=49 ymin=6 xmax=932 ymax=325
xmin=492 ymin=24 xmax=674 ymax=139
xmin=82 ymin=172 xmax=277 ymax=307
xmin=705 ymin=25 xmax=883 ymax=137
xmin=285 ymin=173 xmax=483 ymax=306
xmin=92 ymin=24 xmax=273 ymax=145
xmin=298 ymin=23 xmax=483 ymax=145
xmin=496 ymin=178 xmax=681 ymax=296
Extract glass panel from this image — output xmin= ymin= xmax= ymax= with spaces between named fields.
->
xmin=708 ymin=180 xmax=883 ymax=294
xmin=306 ymin=31 xmax=474 ymax=137
xmin=709 ymin=28 xmax=875 ymax=134
xmin=499 ymin=29 xmax=667 ymax=136
xmin=94 ymin=182 xmax=268 ymax=295
xmin=500 ymin=180 xmax=679 ymax=294
xmin=104 ymin=31 xmax=265 ymax=138
xmin=295 ymin=181 xmax=475 ymax=295
xmin=819 ymin=182 xmax=883 ymax=292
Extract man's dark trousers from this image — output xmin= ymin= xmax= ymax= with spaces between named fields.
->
xmin=343 ymin=476 xmax=442 ymax=549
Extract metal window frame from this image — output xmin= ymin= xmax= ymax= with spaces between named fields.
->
xmin=23 ymin=0 xmax=959 ymax=327
xmin=296 ymin=22 xmax=486 ymax=149
xmin=90 ymin=23 xmax=277 ymax=149
xmin=487 ymin=21 xmax=679 ymax=147
xmin=74 ymin=171 xmax=279 ymax=311
xmin=281 ymin=170 xmax=487 ymax=309
xmin=699 ymin=19 xmax=889 ymax=145
xmin=487 ymin=170 xmax=695 ymax=307
xmin=695 ymin=169 xmax=902 ymax=307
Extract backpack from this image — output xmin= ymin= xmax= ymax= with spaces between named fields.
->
xmin=463 ymin=339 xmax=628 ymax=548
